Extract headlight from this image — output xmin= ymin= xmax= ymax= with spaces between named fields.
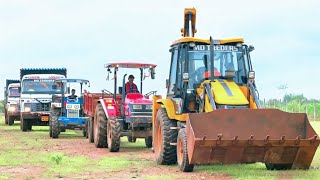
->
xmin=8 ymin=107 xmax=16 ymax=112
xmin=146 ymin=105 xmax=152 ymax=110
xmin=133 ymin=105 xmax=142 ymax=109
xmin=24 ymin=107 xmax=31 ymax=112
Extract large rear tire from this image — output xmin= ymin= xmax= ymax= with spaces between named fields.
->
xmin=20 ymin=116 xmax=28 ymax=132
xmin=107 ymin=117 xmax=121 ymax=152
xmin=177 ymin=128 xmax=194 ymax=172
xmin=145 ymin=136 xmax=152 ymax=148
xmin=50 ymin=115 xmax=60 ymax=138
xmin=94 ymin=104 xmax=107 ymax=148
xmin=153 ymin=108 xmax=178 ymax=165
xmin=265 ymin=163 xmax=292 ymax=170
xmin=88 ymin=118 xmax=94 ymax=143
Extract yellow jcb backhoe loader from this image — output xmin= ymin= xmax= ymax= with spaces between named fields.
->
xmin=152 ymin=8 xmax=319 ymax=172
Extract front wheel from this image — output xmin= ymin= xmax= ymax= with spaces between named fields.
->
xmin=265 ymin=163 xmax=292 ymax=170
xmin=107 ymin=117 xmax=121 ymax=152
xmin=177 ymin=128 xmax=194 ymax=172
xmin=8 ymin=116 xmax=14 ymax=126
xmin=50 ymin=115 xmax=60 ymax=138
xmin=20 ymin=116 xmax=28 ymax=132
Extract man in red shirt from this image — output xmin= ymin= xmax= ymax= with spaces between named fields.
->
xmin=125 ymin=75 xmax=139 ymax=93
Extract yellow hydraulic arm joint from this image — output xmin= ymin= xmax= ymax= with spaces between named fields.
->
xmin=181 ymin=8 xmax=197 ymax=37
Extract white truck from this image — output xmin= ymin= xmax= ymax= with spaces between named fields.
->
xmin=4 ymin=79 xmax=21 ymax=125
xmin=19 ymin=68 xmax=67 ymax=131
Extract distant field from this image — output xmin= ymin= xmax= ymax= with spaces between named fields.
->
xmin=0 ymin=116 xmax=319 ymax=179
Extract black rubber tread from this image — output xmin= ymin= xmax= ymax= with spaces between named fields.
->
xmin=145 ymin=136 xmax=152 ymax=148
xmin=8 ymin=116 xmax=14 ymax=125
xmin=94 ymin=104 xmax=108 ymax=148
xmin=88 ymin=118 xmax=94 ymax=143
xmin=20 ymin=116 xmax=28 ymax=132
xmin=127 ymin=136 xmax=137 ymax=143
xmin=27 ymin=121 xmax=32 ymax=131
xmin=83 ymin=120 xmax=88 ymax=137
xmin=154 ymin=108 xmax=178 ymax=165
xmin=51 ymin=115 xmax=60 ymax=138
xmin=107 ymin=117 xmax=121 ymax=152
xmin=177 ymin=128 xmax=194 ymax=172
xmin=265 ymin=163 xmax=292 ymax=170
xmin=4 ymin=111 xmax=8 ymax=125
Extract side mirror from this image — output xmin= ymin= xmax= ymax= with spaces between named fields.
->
xmin=166 ymin=79 xmax=169 ymax=88
xmin=248 ymin=45 xmax=255 ymax=52
xmin=150 ymin=68 xmax=155 ymax=79
xmin=248 ymin=71 xmax=255 ymax=80
xmin=52 ymin=84 xmax=57 ymax=90
xmin=119 ymin=87 xmax=123 ymax=94
xmin=182 ymin=73 xmax=189 ymax=82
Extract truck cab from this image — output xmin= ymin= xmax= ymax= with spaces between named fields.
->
xmin=4 ymin=80 xmax=21 ymax=125
xmin=19 ymin=68 xmax=67 ymax=132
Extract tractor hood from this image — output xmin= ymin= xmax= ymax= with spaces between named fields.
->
xmin=125 ymin=93 xmax=152 ymax=105
xmin=211 ymin=79 xmax=249 ymax=105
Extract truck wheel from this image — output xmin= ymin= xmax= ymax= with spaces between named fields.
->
xmin=154 ymin=108 xmax=178 ymax=165
xmin=8 ymin=116 xmax=14 ymax=125
xmin=177 ymin=128 xmax=194 ymax=172
xmin=88 ymin=118 xmax=94 ymax=143
xmin=265 ymin=163 xmax=292 ymax=170
xmin=145 ymin=136 xmax=152 ymax=148
xmin=27 ymin=121 xmax=32 ymax=131
xmin=107 ymin=117 xmax=121 ymax=152
xmin=127 ymin=136 xmax=136 ymax=143
xmin=50 ymin=115 xmax=60 ymax=138
xmin=94 ymin=104 xmax=107 ymax=148
xmin=20 ymin=117 xmax=28 ymax=132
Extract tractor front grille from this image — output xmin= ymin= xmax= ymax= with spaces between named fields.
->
xmin=67 ymin=110 xmax=79 ymax=118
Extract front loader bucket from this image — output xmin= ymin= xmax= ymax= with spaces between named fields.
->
xmin=186 ymin=109 xmax=320 ymax=169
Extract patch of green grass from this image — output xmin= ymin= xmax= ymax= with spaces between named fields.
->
xmin=0 ymin=175 xmax=9 ymax=180
xmin=120 ymin=137 xmax=146 ymax=149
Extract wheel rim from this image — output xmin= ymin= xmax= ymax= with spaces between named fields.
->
xmin=177 ymin=137 xmax=183 ymax=166
xmin=155 ymin=124 xmax=162 ymax=157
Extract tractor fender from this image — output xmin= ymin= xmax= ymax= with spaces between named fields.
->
xmin=156 ymin=98 xmax=188 ymax=121
xmin=98 ymin=98 xmax=119 ymax=118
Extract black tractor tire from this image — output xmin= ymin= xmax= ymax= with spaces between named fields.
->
xmin=88 ymin=118 xmax=94 ymax=143
xmin=20 ymin=116 xmax=28 ymax=132
xmin=94 ymin=104 xmax=108 ymax=148
xmin=265 ymin=163 xmax=292 ymax=170
xmin=50 ymin=115 xmax=60 ymax=138
xmin=127 ymin=136 xmax=137 ymax=143
xmin=8 ymin=116 xmax=14 ymax=125
xmin=177 ymin=128 xmax=194 ymax=172
xmin=145 ymin=136 xmax=152 ymax=148
xmin=153 ymin=108 xmax=178 ymax=165
xmin=107 ymin=117 xmax=121 ymax=152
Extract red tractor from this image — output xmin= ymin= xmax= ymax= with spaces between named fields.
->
xmin=84 ymin=62 xmax=157 ymax=152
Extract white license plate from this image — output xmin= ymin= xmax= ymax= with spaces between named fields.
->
xmin=133 ymin=105 xmax=142 ymax=109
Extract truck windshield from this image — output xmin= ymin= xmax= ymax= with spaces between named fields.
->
xmin=188 ymin=44 xmax=250 ymax=88
xmin=21 ymin=79 xmax=62 ymax=94
xmin=8 ymin=87 xmax=20 ymax=97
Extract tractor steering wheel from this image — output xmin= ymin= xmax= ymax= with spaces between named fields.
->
xmin=101 ymin=89 xmax=113 ymax=95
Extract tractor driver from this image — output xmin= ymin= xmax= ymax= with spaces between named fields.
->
xmin=125 ymin=75 xmax=139 ymax=94
xmin=68 ymin=89 xmax=78 ymax=100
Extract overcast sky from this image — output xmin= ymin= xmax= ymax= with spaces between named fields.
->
xmin=1 ymin=0 xmax=319 ymax=100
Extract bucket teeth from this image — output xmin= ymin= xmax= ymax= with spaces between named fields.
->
xmin=310 ymin=135 xmax=318 ymax=144
xmin=264 ymin=135 xmax=270 ymax=144
xmin=201 ymin=136 xmax=206 ymax=145
xmin=295 ymin=135 xmax=301 ymax=145
xmin=216 ymin=134 xmax=223 ymax=145
xmin=279 ymin=135 xmax=286 ymax=144
xmin=232 ymin=136 xmax=239 ymax=144
xmin=248 ymin=135 xmax=254 ymax=145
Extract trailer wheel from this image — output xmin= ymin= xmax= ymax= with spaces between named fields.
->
xmin=154 ymin=108 xmax=178 ymax=165
xmin=145 ymin=136 xmax=152 ymax=148
xmin=8 ymin=116 xmax=14 ymax=125
xmin=127 ymin=136 xmax=136 ymax=143
xmin=88 ymin=118 xmax=94 ymax=143
xmin=20 ymin=116 xmax=28 ymax=132
xmin=50 ymin=115 xmax=60 ymax=138
xmin=107 ymin=117 xmax=121 ymax=152
xmin=177 ymin=128 xmax=194 ymax=172
xmin=4 ymin=112 xmax=8 ymax=125
xmin=265 ymin=163 xmax=292 ymax=170
xmin=94 ymin=104 xmax=107 ymax=148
